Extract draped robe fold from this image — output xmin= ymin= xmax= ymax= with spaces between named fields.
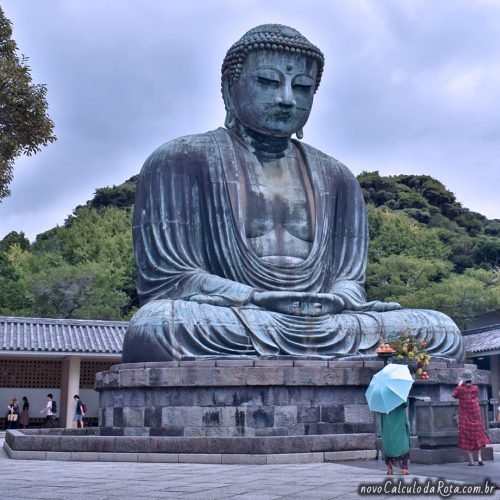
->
xmin=122 ymin=128 xmax=464 ymax=362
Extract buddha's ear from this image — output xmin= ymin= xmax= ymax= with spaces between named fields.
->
xmin=296 ymin=128 xmax=304 ymax=140
xmin=222 ymin=78 xmax=237 ymax=129
xmin=224 ymin=110 xmax=236 ymax=129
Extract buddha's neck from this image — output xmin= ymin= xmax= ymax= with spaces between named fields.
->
xmin=233 ymin=124 xmax=291 ymax=162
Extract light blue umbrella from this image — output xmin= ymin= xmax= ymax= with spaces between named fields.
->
xmin=365 ymin=363 xmax=414 ymax=414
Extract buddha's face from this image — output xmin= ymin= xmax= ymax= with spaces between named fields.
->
xmin=228 ymin=50 xmax=318 ymax=137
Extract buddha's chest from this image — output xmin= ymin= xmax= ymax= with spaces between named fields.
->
xmin=237 ymin=148 xmax=315 ymax=247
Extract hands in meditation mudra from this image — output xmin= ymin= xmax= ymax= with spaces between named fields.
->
xmin=122 ymin=24 xmax=464 ymax=362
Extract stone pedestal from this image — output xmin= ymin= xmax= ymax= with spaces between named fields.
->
xmin=5 ymin=359 xmax=492 ymax=463
xmin=93 ymin=359 xmax=490 ymax=460
xmin=95 ymin=359 xmax=380 ymax=444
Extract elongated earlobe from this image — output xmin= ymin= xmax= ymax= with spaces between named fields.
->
xmin=296 ymin=128 xmax=304 ymax=140
xmin=225 ymin=110 xmax=236 ymax=129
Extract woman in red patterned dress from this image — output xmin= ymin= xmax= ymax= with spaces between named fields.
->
xmin=452 ymin=370 xmax=491 ymax=466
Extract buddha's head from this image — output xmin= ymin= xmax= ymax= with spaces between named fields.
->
xmin=221 ymin=24 xmax=325 ymax=139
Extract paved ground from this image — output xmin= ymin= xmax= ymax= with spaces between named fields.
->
xmin=0 ymin=436 xmax=498 ymax=499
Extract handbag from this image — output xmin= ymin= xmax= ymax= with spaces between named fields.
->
xmin=7 ymin=413 xmax=18 ymax=422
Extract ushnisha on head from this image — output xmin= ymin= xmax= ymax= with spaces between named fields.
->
xmin=222 ymin=24 xmax=325 ymax=93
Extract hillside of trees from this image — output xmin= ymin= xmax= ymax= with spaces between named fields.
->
xmin=1 ymin=172 xmax=499 ymax=329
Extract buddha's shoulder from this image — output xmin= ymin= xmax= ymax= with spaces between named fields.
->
xmin=139 ymin=129 xmax=226 ymax=178
xmin=146 ymin=128 xmax=225 ymax=162
xmin=297 ymin=141 xmax=356 ymax=178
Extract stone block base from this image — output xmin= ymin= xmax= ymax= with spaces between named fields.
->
xmin=5 ymin=360 xmax=492 ymax=464
xmin=95 ymin=360 xmax=487 ymax=441
xmin=4 ymin=429 xmax=375 ymax=463
xmin=95 ymin=360 xmax=384 ymax=438
xmin=489 ymin=428 xmax=500 ymax=443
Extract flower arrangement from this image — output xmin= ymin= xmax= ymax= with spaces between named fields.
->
xmin=388 ymin=333 xmax=431 ymax=379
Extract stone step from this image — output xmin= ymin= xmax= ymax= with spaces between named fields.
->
xmin=5 ymin=428 xmax=378 ymax=464
xmin=3 ymin=440 xmax=377 ymax=464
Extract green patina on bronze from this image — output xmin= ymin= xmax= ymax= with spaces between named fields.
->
xmin=122 ymin=24 xmax=464 ymax=363
xmin=221 ymin=24 xmax=325 ymax=92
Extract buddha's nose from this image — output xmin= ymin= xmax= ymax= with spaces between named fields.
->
xmin=275 ymin=83 xmax=296 ymax=107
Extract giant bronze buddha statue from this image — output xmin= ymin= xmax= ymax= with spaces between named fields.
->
xmin=122 ymin=24 xmax=464 ymax=362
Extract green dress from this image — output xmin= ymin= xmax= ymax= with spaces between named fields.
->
xmin=381 ymin=401 xmax=410 ymax=459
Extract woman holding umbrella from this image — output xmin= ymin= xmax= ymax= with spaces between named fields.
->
xmin=365 ymin=363 xmax=413 ymax=475
xmin=381 ymin=401 xmax=411 ymax=475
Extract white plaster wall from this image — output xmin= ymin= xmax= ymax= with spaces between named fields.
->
xmin=0 ymin=388 xmax=61 ymax=418
xmin=1 ymin=387 xmax=99 ymax=419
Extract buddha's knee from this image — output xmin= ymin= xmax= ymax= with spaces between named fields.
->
xmin=122 ymin=299 xmax=254 ymax=362
xmin=122 ymin=300 xmax=183 ymax=362
xmin=381 ymin=308 xmax=464 ymax=361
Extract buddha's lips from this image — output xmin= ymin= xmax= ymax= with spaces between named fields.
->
xmin=273 ymin=111 xmax=293 ymax=119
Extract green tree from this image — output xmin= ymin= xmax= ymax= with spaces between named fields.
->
xmin=397 ymin=191 xmax=430 ymax=210
xmin=484 ymin=219 xmax=500 ymax=237
xmin=26 ymin=261 xmax=129 ymax=319
xmin=88 ymin=176 xmax=137 ymax=211
xmin=6 ymin=243 xmax=132 ymax=320
xmin=366 ymin=255 xmax=452 ymax=302
xmin=58 ymin=207 xmax=133 ymax=266
xmin=0 ymin=230 xmax=30 ymax=252
xmin=367 ymin=206 xmax=450 ymax=261
xmin=399 ymin=268 xmax=500 ymax=329
xmin=0 ymin=233 xmax=31 ymax=314
xmin=0 ymin=250 xmax=29 ymax=314
xmin=57 ymin=206 xmax=137 ymax=314
xmin=0 ymin=7 xmax=56 ymax=200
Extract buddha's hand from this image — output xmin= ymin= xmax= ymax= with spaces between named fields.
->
xmin=351 ymin=300 xmax=402 ymax=312
xmin=252 ymin=291 xmax=345 ymax=316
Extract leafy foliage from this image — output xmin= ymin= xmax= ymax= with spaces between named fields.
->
xmin=397 ymin=269 xmax=500 ymax=329
xmin=26 ymin=260 xmax=129 ymax=319
xmin=363 ymin=171 xmax=500 ymax=328
xmin=1 ymin=205 xmax=135 ymax=320
xmin=359 ymin=171 xmax=492 ymax=239
xmin=0 ymin=7 xmax=56 ymax=200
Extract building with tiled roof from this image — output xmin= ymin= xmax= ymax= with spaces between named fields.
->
xmin=0 ymin=316 xmax=126 ymax=355
xmin=463 ymin=324 xmax=500 ymax=356
xmin=0 ymin=316 xmax=126 ymax=429
xmin=463 ymin=323 xmax=500 ymax=418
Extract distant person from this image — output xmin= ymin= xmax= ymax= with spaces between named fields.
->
xmin=40 ymin=393 xmax=56 ymax=427
xmin=6 ymin=397 xmax=19 ymax=430
xmin=380 ymin=401 xmax=410 ymax=475
xmin=452 ymin=370 xmax=491 ymax=465
xmin=73 ymin=394 xmax=85 ymax=429
xmin=19 ymin=396 xmax=29 ymax=428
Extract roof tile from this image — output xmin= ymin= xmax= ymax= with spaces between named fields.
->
xmin=0 ymin=316 xmax=127 ymax=355
xmin=463 ymin=324 xmax=500 ymax=354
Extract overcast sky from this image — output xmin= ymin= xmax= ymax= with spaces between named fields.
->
xmin=1 ymin=0 xmax=500 ymax=242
